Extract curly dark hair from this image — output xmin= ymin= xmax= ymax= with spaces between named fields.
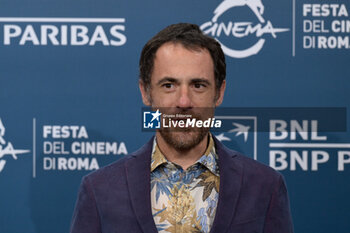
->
xmin=139 ymin=23 xmax=226 ymax=92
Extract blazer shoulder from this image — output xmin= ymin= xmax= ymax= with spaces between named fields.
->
xmin=237 ymin=152 xmax=280 ymax=178
xmin=214 ymin=135 xmax=279 ymax=177
xmin=219 ymin=142 xmax=283 ymax=185
xmin=80 ymin=154 xmax=131 ymax=187
xmin=82 ymin=138 xmax=153 ymax=185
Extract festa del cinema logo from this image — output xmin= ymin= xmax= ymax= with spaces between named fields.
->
xmin=0 ymin=119 xmax=30 ymax=172
xmin=200 ymin=0 xmax=289 ymax=58
xmin=0 ymin=117 xmax=129 ymax=175
xmin=0 ymin=17 xmax=126 ymax=46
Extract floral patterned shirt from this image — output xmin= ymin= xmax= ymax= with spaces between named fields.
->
xmin=150 ymin=135 xmax=220 ymax=233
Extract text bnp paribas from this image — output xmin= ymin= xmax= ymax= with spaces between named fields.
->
xmin=1 ymin=18 xmax=127 ymax=46
xmin=269 ymin=120 xmax=350 ymax=172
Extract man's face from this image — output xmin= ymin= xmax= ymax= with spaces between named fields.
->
xmin=140 ymin=42 xmax=225 ymax=150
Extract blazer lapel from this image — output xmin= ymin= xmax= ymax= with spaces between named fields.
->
xmin=210 ymin=137 xmax=244 ymax=233
xmin=125 ymin=137 xmax=158 ymax=233
xmin=124 ymin=136 xmax=243 ymax=233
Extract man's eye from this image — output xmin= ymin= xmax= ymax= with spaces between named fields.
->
xmin=194 ymin=83 xmax=206 ymax=89
xmin=163 ymin=83 xmax=174 ymax=89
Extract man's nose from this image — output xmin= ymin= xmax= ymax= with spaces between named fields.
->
xmin=177 ymin=86 xmax=192 ymax=109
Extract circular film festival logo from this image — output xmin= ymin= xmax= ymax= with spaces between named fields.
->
xmin=201 ymin=0 xmax=289 ymax=58
xmin=0 ymin=119 xmax=30 ymax=172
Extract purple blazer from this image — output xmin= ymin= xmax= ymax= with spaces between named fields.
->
xmin=70 ymin=136 xmax=294 ymax=233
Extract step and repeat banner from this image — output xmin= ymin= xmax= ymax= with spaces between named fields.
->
xmin=0 ymin=0 xmax=349 ymax=232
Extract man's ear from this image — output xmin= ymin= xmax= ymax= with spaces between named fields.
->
xmin=215 ymin=80 xmax=226 ymax=107
xmin=139 ymin=80 xmax=152 ymax=106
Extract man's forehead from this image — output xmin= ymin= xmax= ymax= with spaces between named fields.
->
xmin=149 ymin=42 xmax=215 ymax=86
xmin=154 ymin=42 xmax=210 ymax=58
xmin=152 ymin=42 xmax=214 ymax=74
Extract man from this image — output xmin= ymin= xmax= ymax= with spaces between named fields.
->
xmin=70 ymin=23 xmax=294 ymax=233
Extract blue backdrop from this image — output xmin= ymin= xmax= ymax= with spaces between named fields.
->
xmin=0 ymin=0 xmax=349 ymax=232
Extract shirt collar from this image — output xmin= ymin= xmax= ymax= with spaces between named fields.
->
xmin=150 ymin=134 xmax=219 ymax=177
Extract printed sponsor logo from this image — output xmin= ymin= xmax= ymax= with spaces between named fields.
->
xmin=0 ymin=17 xmax=126 ymax=46
xmin=214 ymin=108 xmax=350 ymax=171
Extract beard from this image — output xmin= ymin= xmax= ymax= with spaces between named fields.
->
xmin=158 ymin=125 xmax=210 ymax=151
xmin=157 ymin=107 xmax=214 ymax=151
